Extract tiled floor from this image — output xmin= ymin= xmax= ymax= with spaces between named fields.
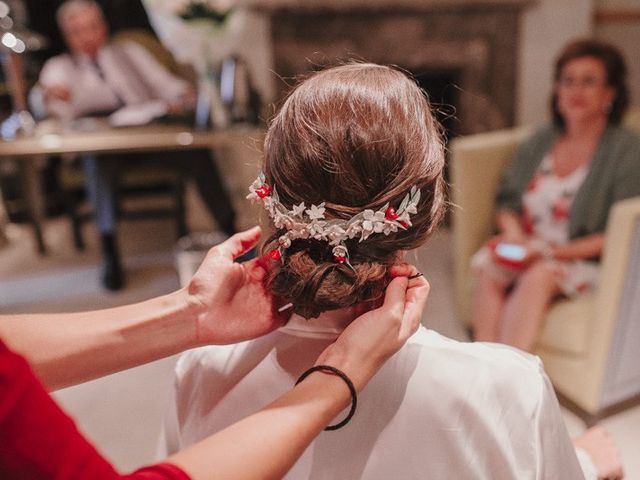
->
xmin=2 ymin=212 xmax=639 ymax=476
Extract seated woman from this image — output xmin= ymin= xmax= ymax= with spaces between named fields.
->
xmin=159 ymin=63 xmax=597 ymax=478
xmin=471 ymin=39 xmax=640 ymax=352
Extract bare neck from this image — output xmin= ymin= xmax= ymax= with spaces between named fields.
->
xmin=304 ymin=307 xmax=358 ymax=330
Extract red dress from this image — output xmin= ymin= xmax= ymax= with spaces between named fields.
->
xmin=0 ymin=339 xmax=190 ymax=480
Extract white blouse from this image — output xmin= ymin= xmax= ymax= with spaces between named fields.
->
xmin=159 ymin=317 xmax=593 ymax=479
xmin=32 ymin=41 xmax=188 ymax=119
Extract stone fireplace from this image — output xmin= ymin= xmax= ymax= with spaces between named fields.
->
xmin=247 ymin=0 xmax=534 ymax=135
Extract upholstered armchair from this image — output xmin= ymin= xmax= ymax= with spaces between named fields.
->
xmin=450 ymin=111 xmax=640 ymax=423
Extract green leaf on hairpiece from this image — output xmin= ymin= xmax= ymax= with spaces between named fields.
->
xmin=349 ymin=212 xmax=365 ymax=224
xmin=398 ymin=193 xmax=410 ymax=214
xmin=259 ymin=172 xmax=266 ymax=183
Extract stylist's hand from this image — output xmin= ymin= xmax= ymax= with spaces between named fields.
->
xmin=315 ymin=265 xmax=430 ymax=391
xmin=185 ymin=226 xmax=286 ymax=346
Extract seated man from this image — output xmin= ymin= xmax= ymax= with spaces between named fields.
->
xmin=30 ymin=0 xmax=237 ymax=290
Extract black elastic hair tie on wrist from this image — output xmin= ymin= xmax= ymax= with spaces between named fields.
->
xmin=295 ymin=365 xmax=357 ymax=431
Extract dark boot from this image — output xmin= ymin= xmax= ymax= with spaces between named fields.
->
xmin=100 ymin=233 xmax=124 ymax=290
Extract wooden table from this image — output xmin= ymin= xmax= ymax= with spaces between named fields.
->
xmin=0 ymin=120 xmax=257 ymax=254
xmin=0 ymin=122 xmax=235 ymax=157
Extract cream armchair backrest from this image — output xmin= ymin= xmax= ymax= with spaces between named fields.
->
xmin=450 ymin=109 xmax=640 ymax=421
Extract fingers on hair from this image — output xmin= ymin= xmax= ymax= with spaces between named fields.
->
xmin=217 ymin=227 xmax=261 ymax=259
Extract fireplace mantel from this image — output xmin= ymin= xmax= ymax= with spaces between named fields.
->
xmin=246 ymin=0 xmax=533 ymax=13
xmin=247 ymin=0 xmax=535 ymax=134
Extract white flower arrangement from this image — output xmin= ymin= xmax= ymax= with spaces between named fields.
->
xmin=247 ymin=173 xmax=421 ymax=267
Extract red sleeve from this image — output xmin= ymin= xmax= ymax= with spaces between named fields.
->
xmin=125 ymin=463 xmax=191 ymax=480
xmin=0 ymin=340 xmax=190 ymax=480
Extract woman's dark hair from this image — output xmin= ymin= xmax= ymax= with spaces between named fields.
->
xmin=551 ymin=39 xmax=629 ymax=128
xmin=261 ymin=63 xmax=446 ymax=318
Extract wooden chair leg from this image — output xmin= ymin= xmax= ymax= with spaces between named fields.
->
xmin=62 ymin=188 xmax=86 ymax=251
xmin=70 ymin=211 xmax=85 ymax=251
xmin=18 ymin=159 xmax=47 ymax=255
xmin=58 ymin=167 xmax=86 ymax=252
xmin=31 ymin=221 xmax=46 ymax=255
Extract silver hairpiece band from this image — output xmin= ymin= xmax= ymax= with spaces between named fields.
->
xmin=247 ymin=173 xmax=420 ymax=267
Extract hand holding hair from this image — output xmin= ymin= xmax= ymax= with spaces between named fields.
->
xmin=313 ymin=269 xmax=430 ymax=392
xmin=186 ymin=226 xmax=290 ymax=346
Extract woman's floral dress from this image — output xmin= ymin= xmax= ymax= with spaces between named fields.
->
xmin=472 ymin=154 xmax=600 ymax=296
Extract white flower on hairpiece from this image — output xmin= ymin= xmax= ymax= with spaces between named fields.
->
xmin=291 ymin=202 xmax=306 ymax=217
xmin=272 ymin=211 xmax=288 ymax=229
xmin=278 ymin=235 xmax=292 ymax=248
xmin=361 ymin=209 xmax=386 ymax=240
xmin=332 ymin=244 xmax=349 ymax=264
xmin=325 ymin=224 xmax=347 ymax=245
xmin=346 ymin=223 xmax=362 ymax=239
xmin=333 ymin=244 xmax=348 ymax=256
xmin=306 ymin=203 xmax=326 ymax=220
xmin=289 ymin=221 xmax=305 ymax=236
xmin=309 ymin=220 xmax=327 ymax=238
xmin=382 ymin=222 xmax=399 ymax=235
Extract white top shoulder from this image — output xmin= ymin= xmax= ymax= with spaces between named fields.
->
xmin=161 ymin=325 xmax=589 ymax=479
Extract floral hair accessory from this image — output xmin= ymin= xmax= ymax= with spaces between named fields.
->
xmin=247 ymin=173 xmax=420 ymax=267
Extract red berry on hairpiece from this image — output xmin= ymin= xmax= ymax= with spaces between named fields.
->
xmin=334 ymin=255 xmax=347 ymax=263
xmin=269 ymin=249 xmax=282 ymax=261
xmin=385 ymin=207 xmax=398 ymax=220
xmin=256 ymin=185 xmax=272 ymax=198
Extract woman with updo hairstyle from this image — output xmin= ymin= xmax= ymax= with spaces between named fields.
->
xmin=160 ymin=63 xmax=596 ymax=479
xmin=262 ymin=63 xmax=446 ymax=319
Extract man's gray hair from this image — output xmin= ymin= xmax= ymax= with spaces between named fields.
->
xmin=56 ymin=0 xmax=105 ymax=29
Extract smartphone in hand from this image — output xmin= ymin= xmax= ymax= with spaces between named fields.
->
xmin=492 ymin=242 xmax=528 ymax=269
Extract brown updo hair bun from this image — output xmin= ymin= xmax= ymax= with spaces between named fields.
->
xmin=262 ymin=63 xmax=446 ymax=319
